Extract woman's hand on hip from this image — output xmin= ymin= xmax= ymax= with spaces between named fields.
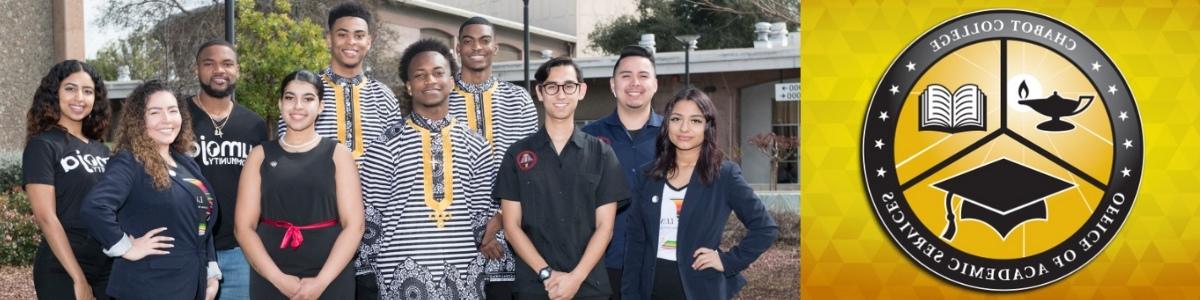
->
xmin=122 ymin=227 xmax=173 ymax=261
xmin=692 ymin=247 xmax=725 ymax=272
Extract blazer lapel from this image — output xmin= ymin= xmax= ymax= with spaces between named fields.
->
xmin=168 ymin=153 xmax=213 ymax=225
xmin=168 ymin=171 xmax=198 ymax=200
xmin=678 ymin=170 xmax=710 ymax=251
xmin=645 ymin=178 xmax=667 ymax=240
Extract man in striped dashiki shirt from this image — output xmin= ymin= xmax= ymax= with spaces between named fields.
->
xmin=277 ymin=2 xmax=402 ymax=163
xmin=358 ymin=39 xmax=497 ymax=300
xmin=449 ymin=16 xmax=539 ymax=299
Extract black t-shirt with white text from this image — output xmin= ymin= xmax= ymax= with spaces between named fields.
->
xmin=188 ymin=96 xmax=269 ymax=250
xmin=22 ymin=128 xmax=110 ymax=230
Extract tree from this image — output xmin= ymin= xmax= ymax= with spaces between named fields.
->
xmin=688 ymin=0 xmax=798 ymax=29
xmin=87 ymin=32 xmax=166 ymax=81
xmin=248 ymin=0 xmax=405 ymax=97
xmin=92 ymin=1 xmax=230 ymax=93
xmin=748 ymin=132 xmax=798 ymax=191
xmin=95 ymin=0 xmax=216 ymax=33
xmin=588 ymin=0 xmax=798 ymax=55
xmin=234 ymin=0 xmax=327 ymax=126
xmin=92 ymin=0 xmax=406 ymax=121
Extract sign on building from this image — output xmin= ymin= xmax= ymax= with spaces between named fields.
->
xmin=775 ymin=82 xmax=799 ymax=101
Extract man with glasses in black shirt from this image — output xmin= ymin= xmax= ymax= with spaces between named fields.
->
xmin=496 ymin=57 xmax=629 ymax=300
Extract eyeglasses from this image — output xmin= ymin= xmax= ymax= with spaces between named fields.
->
xmin=540 ymin=82 xmax=581 ymax=95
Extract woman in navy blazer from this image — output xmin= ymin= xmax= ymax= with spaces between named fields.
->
xmin=622 ymin=88 xmax=778 ymax=300
xmin=82 ymin=80 xmax=221 ymax=300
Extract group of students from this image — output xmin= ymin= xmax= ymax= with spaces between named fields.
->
xmin=23 ymin=2 xmax=778 ymax=300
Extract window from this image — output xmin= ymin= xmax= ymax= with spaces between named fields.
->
xmin=772 ymin=100 xmax=798 ymax=184
xmin=497 ymin=44 xmax=522 ymax=62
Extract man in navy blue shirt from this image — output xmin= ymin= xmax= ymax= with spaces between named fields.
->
xmin=581 ymin=45 xmax=662 ymax=299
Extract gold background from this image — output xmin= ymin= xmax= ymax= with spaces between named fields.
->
xmin=802 ymin=1 xmax=1200 ymax=298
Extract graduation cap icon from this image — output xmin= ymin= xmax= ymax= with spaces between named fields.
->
xmin=933 ymin=159 xmax=1074 ymax=240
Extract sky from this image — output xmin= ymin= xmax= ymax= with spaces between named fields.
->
xmin=84 ymin=0 xmax=209 ymax=59
xmin=84 ymin=0 xmax=129 ymax=59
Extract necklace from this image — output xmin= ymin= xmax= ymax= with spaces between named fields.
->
xmin=195 ymin=96 xmax=233 ymax=138
xmin=211 ymin=115 xmax=230 ymax=138
xmin=279 ymin=134 xmax=321 ymax=151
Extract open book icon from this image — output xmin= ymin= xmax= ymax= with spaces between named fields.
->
xmin=919 ymin=84 xmax=987 ymax=133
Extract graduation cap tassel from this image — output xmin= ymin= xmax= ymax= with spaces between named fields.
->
xmin=941 ymin=192 xmax=957 ymax=240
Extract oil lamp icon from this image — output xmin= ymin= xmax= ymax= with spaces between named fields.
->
xmin=1016 ymin=80 xmax=1094 ymax=132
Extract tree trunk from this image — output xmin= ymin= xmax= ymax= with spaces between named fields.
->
xmin=769 ymin=160 xmax=779 ymax=191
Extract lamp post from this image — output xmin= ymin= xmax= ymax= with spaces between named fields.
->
xmin=523 ymin=0 xmax=531 ymax=90
xmin=225 ymin=0 xmax=235 ymax=44
xmin=226 ymin=0 xmax=235 ymax=99
xmin=675 ymin=34 xmax=700 ymax=87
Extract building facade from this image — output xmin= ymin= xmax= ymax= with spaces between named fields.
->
xmin=428 ymin=0 xmax=638 ymax=57
xmin=20 ymin=0 xmax=799 ymax=186
xmin=0 ymin=0 xmax=83 ymax=152
xmin=494 ymin=39 xmax=799 ymax=186
xmin=377 ymin=0 xmax=575 ymax=63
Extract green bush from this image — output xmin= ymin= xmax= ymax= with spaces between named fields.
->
xmin=0 ymin=152 xmax=22 ymax=193
xmin=236 ymin=0 xmax=329 ymax=131
xmin=0 ymin=192 xmax=39 ymax=266
xmin=0 ymin=153 xmax=40 ymax=266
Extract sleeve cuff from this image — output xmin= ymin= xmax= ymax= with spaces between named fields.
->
xmin=102 ymin=235 xmax=133 ymax=257
xmin=718 ymin=251 xmax=734 ymax=275
xmin=207 ymin=261 xmax=222 ymax=280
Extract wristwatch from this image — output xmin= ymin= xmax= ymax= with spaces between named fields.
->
xmin=538 ymin=266 xmax=553 ymax=282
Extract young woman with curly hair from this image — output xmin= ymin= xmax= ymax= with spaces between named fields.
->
xmin=24 ymin=59 xmax=113 ymax=300
xmin=82 ymin=80 xmax=222 ymax=300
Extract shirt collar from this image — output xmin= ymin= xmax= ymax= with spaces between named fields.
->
xmin=647 ymin=111 xmax=664 ymax=128
xmin=532 ymin=126 xmax=588 ymax=150
xmin=454 ymin=73 xmax=497 ymax=94
xmin=409 ymin=112 xmax=453 ymax=132
xmin=600 ymin=109 xmax=664 ymax=129
xmin=322 ymin=66 xmax=365 ymax=86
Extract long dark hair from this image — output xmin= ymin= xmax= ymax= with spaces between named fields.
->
xmin=279 ymin=70 xmax=325 ymax=100
xmin=646 ymin=88 xmax=723 ymax=185
xmin=114 ymin=80 xmax=194 ymax=190
xmin=26 ymin=60 xmax=110 ymax=141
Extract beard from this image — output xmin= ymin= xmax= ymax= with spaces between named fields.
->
xmin=200 ymin=81 xmax=236 ymax=98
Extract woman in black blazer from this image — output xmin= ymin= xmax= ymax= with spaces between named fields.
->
xmin=622 ymin=88 xmax=778 ymax=300
xmin=82 ymin=80 xmax=221 ymax=300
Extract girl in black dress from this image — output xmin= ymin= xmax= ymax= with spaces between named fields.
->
xmin=25 ymin=60 xmax=112 ymax=300
xmin=235 ymin=70 xmax=364 ymax=299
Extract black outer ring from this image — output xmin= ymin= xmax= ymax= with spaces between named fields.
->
xmin=861 ymin=9 xmax=1143 ymax=292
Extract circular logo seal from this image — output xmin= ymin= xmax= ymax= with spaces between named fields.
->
xmin=516 ymin=150 xmax=538 ymax=172
xmin=861 ymin=10 xmax=1143 ymax=291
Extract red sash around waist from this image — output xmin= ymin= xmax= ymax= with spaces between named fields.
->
xmin=261 ymin=218 xmax=337 ymax=249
